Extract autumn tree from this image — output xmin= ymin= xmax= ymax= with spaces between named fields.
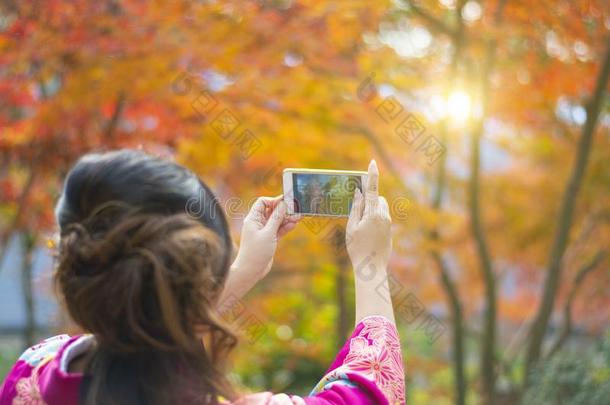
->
xmin=1 ymin=1 xmax=609 ymax=404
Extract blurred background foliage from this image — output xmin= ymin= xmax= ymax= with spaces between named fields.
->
xmin=523 ymin=331 xmax=610 ymax=405
xmin=0 ymin=0 xmax=609 ymax=404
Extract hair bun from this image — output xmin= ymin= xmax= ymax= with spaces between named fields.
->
xmin=56 ymin=204 xmax=226 ymax=353
xmin=53 ymin=150 xmax=237 ymax=403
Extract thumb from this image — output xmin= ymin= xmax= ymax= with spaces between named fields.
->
xmin=264 ymin=200 xmax=286 ymax=233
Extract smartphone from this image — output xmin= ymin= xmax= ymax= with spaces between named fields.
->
xmin=283 ymin=168 xmax=367 ymax=217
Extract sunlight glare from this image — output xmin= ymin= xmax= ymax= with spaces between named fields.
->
xmin=447 ymin=90 xmax=472 ymax=123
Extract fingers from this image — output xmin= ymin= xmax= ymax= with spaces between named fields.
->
xmin=348 ymin=187 xmax=364 ymax=229
xmin=268 ymin=195 xmax=284 ymax=208
xmin=249 ymin=196 xmax=275 ymax=213
xmin=247 ymin=196 xmax=300 ymax=237
xmin=365 ymin=160 xmax=379 ymax=199
xmin=378 ymin=196 xmax=391 ymax=220
xmin=277 ymin=208 xmax=300 ymax=237
xmin=364 ymin=159 xmax=379 ymax=217
xmin=263 ymin=200 xmax=287 ymax=233
xmin=286 ymin=213 xmax=302 ymax=222
xmin=246 ymin=198 xmax=267 ymax=224
xmin=247 ymin=196 xmax=282 ymax=223
xmin=264 ymin=195 xmax=283 ymax=218
xmin=278 ymin=221 xmax=297 ymax=237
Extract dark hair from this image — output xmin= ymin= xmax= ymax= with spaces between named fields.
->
xmin=54 ymin=149 xmax=236 ymax=404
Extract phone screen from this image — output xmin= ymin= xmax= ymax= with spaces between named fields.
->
xmin=292 ymin=173 xmax=363 ymax=216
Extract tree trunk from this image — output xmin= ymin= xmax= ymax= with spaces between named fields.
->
xmin=0 ymin=171 xmax=36 ymax=270
xmin=433 ymin=251 xmax=466 ymax=404
xmin=430 ymin=116 xmax=466 ymax=405
xmin=469 ymin=121 xmax=497 ymax=404
xmin=525 ymin=37 xmax=610 ymax=376
xmin=333 ymin=227 xmax=350 ymax=349
xmin=431 ymin=1 xmax=468 ymax=403
xmin=21 ymin=232 xmax=37 ymax=348
xmin=546 ymin=251 xmax=606 ymax=358
xmin=469 ymin=2 xmax=507 ymax=401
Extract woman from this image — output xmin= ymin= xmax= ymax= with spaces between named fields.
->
xmin=0 ymin=150 xmax=405 ymax=404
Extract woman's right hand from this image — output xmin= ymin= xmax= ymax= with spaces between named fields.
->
xmin=346 ymin=160 xmax=392 ymax=270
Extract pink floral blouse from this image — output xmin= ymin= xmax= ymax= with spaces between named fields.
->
xmin=0 ymin=315 xmax=405 ymax=404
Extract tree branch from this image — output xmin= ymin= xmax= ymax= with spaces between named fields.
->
xmin=104 ymin=92 xmax=126 ymax=140
xmin=525 ymin=35 xmax=610 ymax=376
xmin=340 ymin=124 xmax=416 ymax=199
xmin=0 ymin=170 xmax=37 ymax=271
xmin=546 ymin=250 xmax=606 ymax=358
xmin=0 ymin=77 xmax=49 ymax=270
xmin=401 ymin=0 xmax=458 ymax=37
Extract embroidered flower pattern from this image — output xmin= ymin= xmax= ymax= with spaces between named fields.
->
xmin=343 ymin=340 xmax=403 ymax=403
xmin=9 ymin=336 xmax=65 ymax=405
xmin=13 ymin=367 xmax=46 ymax=405
xmin=361 ymin=317 xmax=401 ymax=349
xmin=312 ymin=316 xmax=406 ymax=404
xmin=359 ymin=317 xmax=404 ymax=373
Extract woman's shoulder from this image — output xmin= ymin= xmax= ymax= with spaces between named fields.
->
xmin=15 ymin=335 xmax=73 ymax=368
xmin=0 ymin=334 xmax=91 ymax=405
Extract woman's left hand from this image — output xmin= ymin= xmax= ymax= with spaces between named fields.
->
xmin=220 ymin=196 xmax=299 ymax=303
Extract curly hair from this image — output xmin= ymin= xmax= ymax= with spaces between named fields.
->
xmin=54 ymin=150 xmax=236 ymax=405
